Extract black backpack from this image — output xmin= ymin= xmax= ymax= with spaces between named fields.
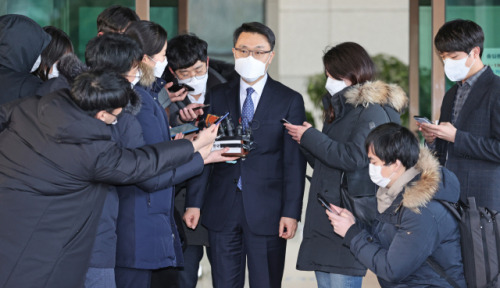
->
xmin=430 ymin=197 xmax=500 ymax=288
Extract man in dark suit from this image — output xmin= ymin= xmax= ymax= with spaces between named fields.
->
xmin=418 ymin=19 xmax=500 ymax=211
xmin=184 ymin=22 xmax=306 ymax=288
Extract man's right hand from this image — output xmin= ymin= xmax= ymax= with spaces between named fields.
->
xmin=204 ymin=147 xmax=240 ymax=164
xmin=416 ymin=122 xmax=437 ymax=144
xmin=192 ymin=123 xmax=218 ymax=153
xmin=180 ymin=103 xmax=205 ymax=122
xmin=183 ymin=208 xmax=201 ymax=229
xmin=165 ymin=82 xmax=188 ymax=102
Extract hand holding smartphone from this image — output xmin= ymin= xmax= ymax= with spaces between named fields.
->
xmin=317 ymin=193 xmax=335 ymax=214
xmin=168 ymin=83 xmax=195 ymax=93
xmin=413 ymin=115 xmax=432 ymax=124
xmin=192 ymin=104 xmax=210 ymax=111
xmin=280 ymin=118 xmax=291 ymax=125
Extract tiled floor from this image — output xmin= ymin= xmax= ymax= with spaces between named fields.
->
xmin=195 ymin=222 xmax=381 ymax=288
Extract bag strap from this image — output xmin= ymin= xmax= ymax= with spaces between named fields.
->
xmin=435 ymin=199 xmax=462 ymax=221
xmin=426 ymin=258 xmax=462 ymax=288
xmin=399 ymin=202 xmax=461 ymax=288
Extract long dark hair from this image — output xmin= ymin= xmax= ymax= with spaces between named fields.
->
xmin=125 ymin=20 xmax=168 ymax=57
xmin=35 ymin=26 xmax=73 ymax=81
xmin=322 ymin=42 xmax=376 ymax=123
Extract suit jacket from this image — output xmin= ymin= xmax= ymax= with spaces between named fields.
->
xmin=435 ymin=66 xmax=500 ymax=210
xmin=187 ymin=76 xmax=306 ymax=235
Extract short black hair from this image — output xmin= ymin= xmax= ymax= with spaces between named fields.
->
xmin=125 ymin=20 xmax=167 ymax=57
xmin=233 ymin=22 xmax=275 ymax=50
xmin=434 ymin=19 xmax=484 ymax=58
xmin=97 ymin=5 xmax=140 ymax=33
xmin=365 ymin=123 xmax=420 ymax=169
xmin=323 ymin=42 xmax=376 ymax=85
xmin=166 ymin=34 xmax=208 ymax=71
xmin=71 ymin=71 xmax=132 ymax=116
xmin=35 ymin=26 xmax=73 ymax=81
xmin=85 ymin=33 xmax=142 ymax=75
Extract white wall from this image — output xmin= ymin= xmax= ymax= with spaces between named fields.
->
xmin=267 ymin=0 xmax=409 ymax=124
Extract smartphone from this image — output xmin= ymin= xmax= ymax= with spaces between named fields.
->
xmin=413 ymin=115 xmax=432 ymax=124
xmin=168 ymin=83 xmax=194 ymax=93
xmin=192 ymin=104 xmax=210 ymax=111
xmin=317 ymin=193 xmax=335 ymax=213
xmin=280 ymin=118 xmax=291 ymax=124
xmin=214 ymin=112 xmax=229 ymax=126
xmin=170 ymin=123 xmax=199 ymax=138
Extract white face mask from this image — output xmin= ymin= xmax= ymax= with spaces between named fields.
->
xmin=31 ymin=55 xmax=41 ymax=73
xmin=444 ymin=52 xmax=475 ymax=82
xmin=234 ymin=55 xmax=270 ymax=82
xmin=325 ymin=77 xmax=347 ymax=96
xmin=178 ymin=73 xmax=208 ymax=96
xmin=151 ymin=56 xmax=168 ymax=78
xmin=48 ymin=63 xmax=59 ymax=79
xmin=369 ymin=163 xmax=392 ymax=188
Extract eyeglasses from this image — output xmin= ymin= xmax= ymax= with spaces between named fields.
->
xmin=234 ymin=48 xmax=272 ymax=60
xmin=175 ymin=63 xmax=208 ymax=80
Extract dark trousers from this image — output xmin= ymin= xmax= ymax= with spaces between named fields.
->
xmin=150 ymin=267 xmax=179 ymax=288
xmin=115 ymin=267 xmax=151 ymax=288
xmin=115 ymin=266 xmax=179 ymax=288
xmin=208 ymin=190 xmax=287 ymax=288
xmin=178 ymin=245 xmax=212 ymax=288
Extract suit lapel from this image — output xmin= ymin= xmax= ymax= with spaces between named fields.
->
xmin=454 ymin=67 xmax=492 ymax=128
xmin=224 ymin=78 xmax=241 ymax=128
xmin=253 ymin=76 xmax=275 ymax=121
xmin=440 ymin=85 xmax=457 ymax=123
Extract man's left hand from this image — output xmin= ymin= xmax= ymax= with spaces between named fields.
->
xmin=420 ymin=122 xmax=457 ymax=143
xmin=279 ymin=217 xmax=297 ymax=239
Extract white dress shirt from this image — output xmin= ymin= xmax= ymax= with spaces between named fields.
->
xmin=239 ymin=73 xmax=268 ymax=113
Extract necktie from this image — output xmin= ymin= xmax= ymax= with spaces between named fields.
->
xmin=237 ymin=87 xmax=255 ymax=190
xmin=241 ymin=87 xmax=255 ymax=133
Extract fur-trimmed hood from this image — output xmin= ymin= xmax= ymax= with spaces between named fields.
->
xmin=57 ymin=53 xmax=88 ymax=82
xmin=401 ymin=147 xmax=460 ymax=212
xmin=344 ymin=81 xmax=408 ymax=113
xmin=56 ymin=54 xmax=142 ymax=115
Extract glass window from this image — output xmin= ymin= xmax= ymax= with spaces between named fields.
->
xmin=419 ymin=0 xmax=432 ymax=119
xmin=150 ymin=0 xmax=178 ymax=40
xmin=187 ymin=0 xmax=265 ymax=63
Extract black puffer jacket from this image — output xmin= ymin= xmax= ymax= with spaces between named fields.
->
xmin=0 ymin=14 xmax=51 ymax=105
xmin=0 ymin=89 xmax=195 ymax=288
xmin=297 ymin=81 xmax=408 ymax=275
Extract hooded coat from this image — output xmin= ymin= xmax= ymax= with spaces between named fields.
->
xmin=0 ymin=89 xmax=195 ymax=288
xmin=35 ymin=54 xmax=205 ymax=270
xmin=0 ymin=14 xmax=51 ymax=105
xmin=296 ymin=81 xmax=408 ymax=275
xmin=344 ymin=149 xmax=466 ymax=287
